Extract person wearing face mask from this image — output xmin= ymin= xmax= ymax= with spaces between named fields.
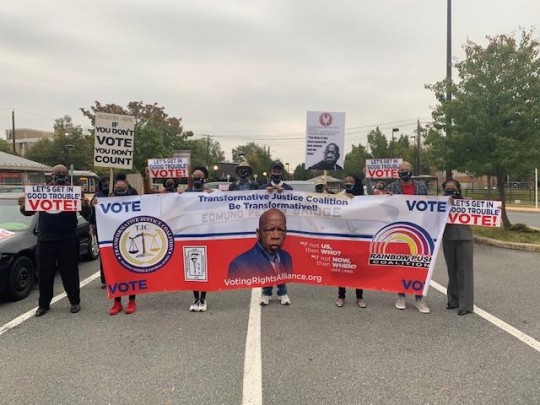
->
xmin=336 ymin=175 xmax=367 ymax=308
xmin=259 ymin=161 xmax=292 ymax=305
xmin=442 ymin=179 xmax=474 ymax=316
xmin=18 ymin=164 xmax=91 ymax=317
xmin=229 ymin=162 xmax=258 ymax=191
xmin=180 ymin=166 xmax=213 ymax=312
xmin=107 ymin=179 xmax=138 ymax=315
xmin=143 ymin=166 xmax=179 ymax=194
xmin=89 ymin=176 xmax=111 ymax=288
xmin=115 ymin=172 xmax=138 ymax=196
xmin=386 ymin=161 xmax=430 ymax=314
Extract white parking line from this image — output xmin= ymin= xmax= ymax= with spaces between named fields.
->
xmin=242 ymin=288 xmax=263 ymax=405
xmin=0 ymin=271 xmax=101 ymax=337
xmin=430 ymin=280 xmax=540 ymax=353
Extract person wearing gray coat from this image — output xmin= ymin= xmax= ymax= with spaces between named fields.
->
xmin=442 ymin=179 xmax=474 ymax=316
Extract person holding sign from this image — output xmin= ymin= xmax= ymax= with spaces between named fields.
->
xmin=108 ymin=179 xmax=138 ymax=315
xmin=259 ymin=161 xmax=293 ymax=305
xmin=336 ymin=175 xmax=367 ymax=308
xmin=180 ymin=166 xmax=213 ymax=312
xmin=307 ymin=143 xmax=343 ymax=171
xmin=89 ymin=176 xmax=110 ymax=288
xmin=228 ymin=162 xmax=258 ymax=191
xmin=144 ymin=167 xmax=179 ymax=194
xmin=442 ymin=179 xmax=474 ymax=316
xmin=18 ymin=164 xmax=91 ymax=317
xmin=386 ymin=161 xmax=430 ymax=314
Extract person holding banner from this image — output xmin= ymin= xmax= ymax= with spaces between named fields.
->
xmin=180 ymin=166 xmax=213 ymax=312
xmin=108 ymin=179 xmax=138 ymax=315
xmin=115 ymin=172 xmax=138 ymax=195
xmin=442 ymin=179 xmax=474 ymax=316
xmin=144 ymin=167 xmax=179 ymax=194
xmin=386 ymin=161 xmax=430 ymax=314
xmin=336 ymin=175 xmax=367 ymax=308
xmin=228 ymin=162 xmax=258 ymax=191
xmin=259 ymin=161 xmax=293 ymax=305
xmin=89 ymin=176 xmax=110 ymax=288
xmin=18 ymin=164 xmax=91 ymax=317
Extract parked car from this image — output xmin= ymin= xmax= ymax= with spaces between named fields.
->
xmin=283 ymin=180 xmax=317 ymax=192
xmin=0 ymin=193 xmax=99 ymax=301
xmin=0 ymin=185 xmax=25 ymax=193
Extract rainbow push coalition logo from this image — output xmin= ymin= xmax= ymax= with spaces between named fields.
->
xmin=369 ymin=222 xmax=434 ymax=268
xmin=113 ymin=216 xmax=174 ymax=273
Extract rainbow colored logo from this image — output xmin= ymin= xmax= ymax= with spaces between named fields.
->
xmin=369 ymin=222 xmax=434 ymax=268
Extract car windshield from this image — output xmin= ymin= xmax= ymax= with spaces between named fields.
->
xmin=0 ymin=200 xmax=34 ymax=232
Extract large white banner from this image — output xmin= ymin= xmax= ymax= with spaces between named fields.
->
xmin=305 ymin=111 xmax=345 ymax=171
xmin=94 ymin=112 xmax=135 ymax=169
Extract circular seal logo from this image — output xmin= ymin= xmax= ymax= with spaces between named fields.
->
xmin=113 ymin=216 xmax=174 ymax=273
xmin=319 ymin=112 xmax=333 ymax=127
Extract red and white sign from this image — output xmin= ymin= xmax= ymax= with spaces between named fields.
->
xmin=24 ymin=185 xmax=82 ymax=212
xmin=147 ymin=157 xmax=189 ymax=178
xmin=366 ymin=158 xmax=402 ymax=179
xmin=447 ymin=199 xmax=502 ymax=227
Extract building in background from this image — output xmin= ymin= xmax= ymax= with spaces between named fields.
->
xmin=5 ymin=128 xmax=54 ymax=157
xmin=0 ymin=151 xmax=51 ymax=185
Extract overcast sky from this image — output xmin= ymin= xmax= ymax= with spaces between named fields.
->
xmin=0 ymin=0 xmax=538 ymax=170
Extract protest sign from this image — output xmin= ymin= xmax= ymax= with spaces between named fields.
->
xmin=447 ymin=199 xmax=502 ymax=227
xmin=365 ymin=158 xmax=402 ymax=179
xmin=305 ymin=111 xmax=345 ymax=171
xmin=94 ymin=112 xmax=135 ymax=169
xmin=24 ymin=185 xmax=82 ymax=212
xmin=148 ymin=157 xmax=189 ymax=178
xmin=96 ymin=191 xmax=449 ymax=298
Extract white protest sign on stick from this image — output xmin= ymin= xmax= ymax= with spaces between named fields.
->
xmin=305 ymin=111 xmax=345 ymax=171
xmin=447 ymin=199 xmax=502 ymax=227
xmin=148 ymin=158 xmax=189 ymax=179
xmin=24 ymin=185 xmax=82 ymax=212
xmin=94 ymin=112 xmax=135 ymax=169
xmin=366 ymin=158 xmax=402 ymax=179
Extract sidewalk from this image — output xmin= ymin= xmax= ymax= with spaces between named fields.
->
xmin=506 ymin=205 xmax=540 ymax=213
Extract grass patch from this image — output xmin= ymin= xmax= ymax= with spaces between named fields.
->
xmin=473 ymin=224 xmax=540 ymax=244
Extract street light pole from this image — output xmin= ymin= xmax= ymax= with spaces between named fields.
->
xmin=391 ymin=128 xmax=399 ymax=156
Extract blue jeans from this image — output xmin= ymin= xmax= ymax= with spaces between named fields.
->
xmin=262 ymin=284 xmax=287 ymax=297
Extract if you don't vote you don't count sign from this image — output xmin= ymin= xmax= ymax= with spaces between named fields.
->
xmin=24 ymin=185 xmax=82 ymax=212
xmin=94 ymin=112 xmax=135 ymax=169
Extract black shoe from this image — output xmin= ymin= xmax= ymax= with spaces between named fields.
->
xmin=35 ymin=307 xmax=50 ymax=317
xmin=70 ymin=304 xmax=81 ymax=314
xmin=458 ymin=309 xmax=472 ymax=316
xmin=446 ymin=304 xmax=459 ymax=309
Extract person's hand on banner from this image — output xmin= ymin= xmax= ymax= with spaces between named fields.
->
xmin=18 ymin=196 xmax=25 ymax=208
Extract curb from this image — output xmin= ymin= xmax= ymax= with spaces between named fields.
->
xmin=474 ymin=236 xmax=540 ymax=252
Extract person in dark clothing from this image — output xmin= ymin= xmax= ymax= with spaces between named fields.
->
xmin=19 ymin=164 xmax=91 ymax=317
xmin=143 ymin=167 xmax=179 ymax=194
xmin=228 ymin=162 xmax=259 ymax=191
xmin=336 ymin=175 xmax=367 ymax=308
xmin=107 ymin=179 xmax=138 ymax=315
xmin=89 ymin=176 xmax=110 ymax=288
xmin=180 ymin=166 xmax=213 ymax=312
xmin=115 ymin=172 xmax=138 ymax=195
xmin=259 ymin=161 xmax=292 ymax=305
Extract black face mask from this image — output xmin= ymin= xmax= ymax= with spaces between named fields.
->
xmin=344 ymin=184 xmax=354 ymax=192
xmin=238 ymin=169 xmax=249 ymax=179
xmin=271 ymin=174 xmax=282 ymax=183
xmin=444 ymin=189 xmax=461 ymax=198
xmin=114 ymin=189 xmax=128 ymax=196
xmin=55 ymin=174 xmax=68 ymax=185
xmin=315 ymin=185 xmax=324 ymax=193
xmin=165 ymin=184 xmax=176 ymax=192
xmin=398 ymin=171 xmax=412 ymax=181
xmin=102 ymin=186 xmax=110 ymax=195
xmin=192 ymin=178 xmax=204 ymax=188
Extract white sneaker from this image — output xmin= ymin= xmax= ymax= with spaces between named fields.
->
xmin=259 ymin=295 xmax=271 ymax=306
xmin=415 ymin=298 xmax=430 ymax=314
xmin=395 ymin=296 xmax=406 ymax=310
xmin=279 ymin=295 xmax=291 ymax=305
xmin=198 ymin=299 xmax=207 ymax=312
xmin=190 ymin=299 xmax=200 ymax=312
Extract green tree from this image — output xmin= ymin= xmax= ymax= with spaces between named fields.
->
xmin=0 ymin=139 xmax=11 ymax=153
xmin=427 ymin=30 xmax=540 ymax=227
xmin=343 ymin=144 xmax=370 ymax=176
xmin=81 ymin=101 xmax=194 ymax=174
xmin=27 ymin=116 xmax=93 ymax=169
xmin=185 ymin=137 xmax=225 ymax=170
xmin=366 ymin=127 xmax=389 ymax=158
xmin=293 ymin=163 xmax=311 ymax=180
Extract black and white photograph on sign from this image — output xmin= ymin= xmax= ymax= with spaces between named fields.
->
xmin=305 ymin=111 xmax=345 ymax=171
xmin=94 ymin=112 xmax=135 ymax=170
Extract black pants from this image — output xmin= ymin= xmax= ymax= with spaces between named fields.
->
xmin=37 ymin=238 xmax=80 ymax=308
xmin=338 ymin=287 xmax=363 ymax=299
xmin=193 ymin=291 xmax=206 ymax=300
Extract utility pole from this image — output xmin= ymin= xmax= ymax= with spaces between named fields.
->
xmin=11 ymin=110 xmax=16 ymax=155
xmin=445 ymin=0 xmax=453 ymax=179
xmin=206 ymin=135 xmax=210 ymax=168
xmin=416 ymin=119 xmax=422 ymax=174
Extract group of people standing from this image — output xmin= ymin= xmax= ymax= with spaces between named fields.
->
xmin=20 ymin=159 xmax=473 ymax=319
